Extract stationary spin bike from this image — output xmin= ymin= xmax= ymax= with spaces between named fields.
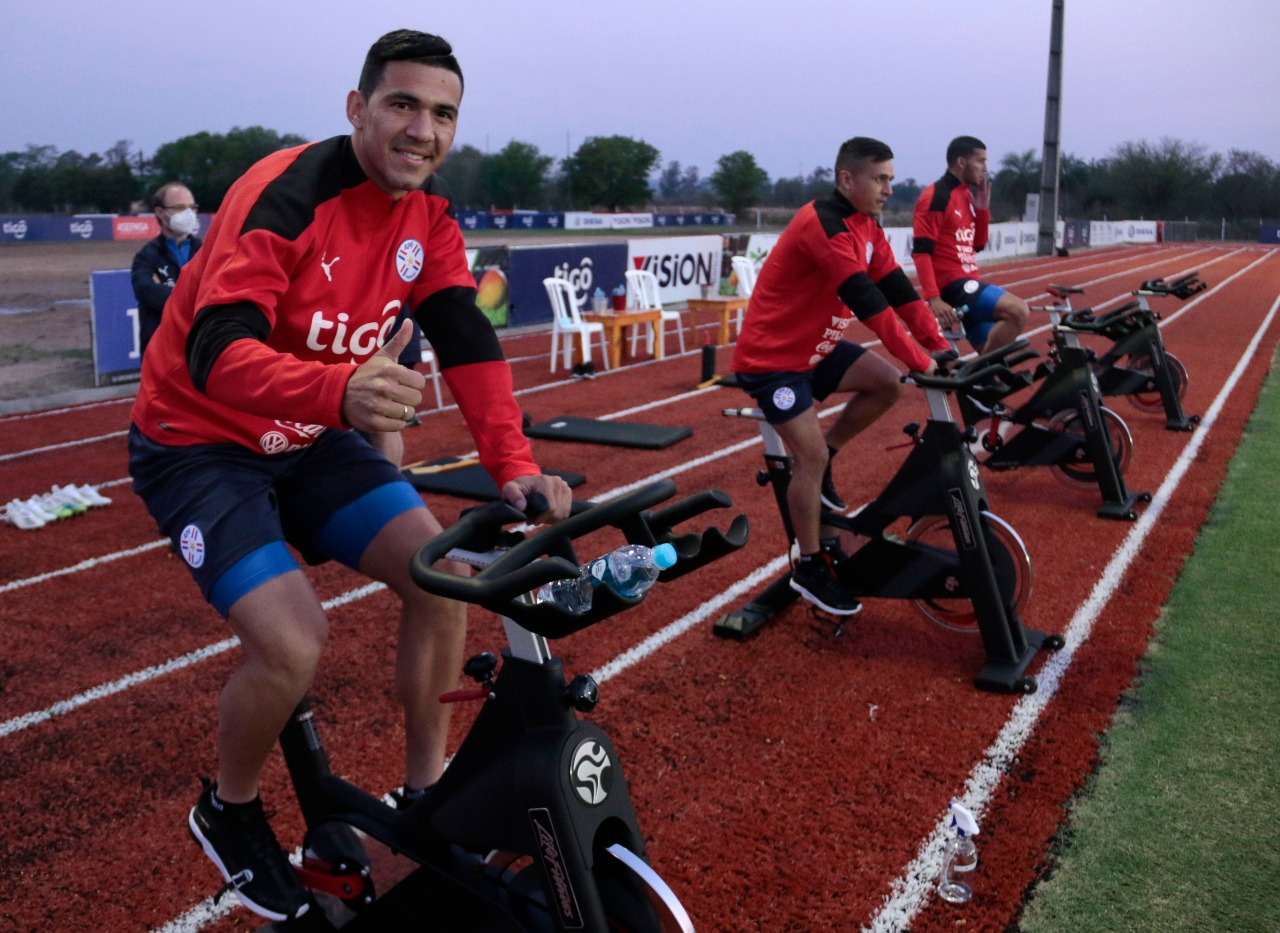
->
xmin=949 ymin=320 xmax=1150 ymax=521
xmin=714 ymin=341 xmax=1063 ymax=695
xmin=1040 ymin=272 xmax=1204 ymax=432
xmin=276 ymin=480 xmax=747 ymax=932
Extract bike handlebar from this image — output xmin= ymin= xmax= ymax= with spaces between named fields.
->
xmin=907 ymin=337 xmax=1038 ymax=395
xmin=408 ymin=480 xmax=748 ymax=639
xmin=1137 ymin=272 xmax=1205 ymax=299
xmin=1060 ymin=299 xmax=1147 ymax=332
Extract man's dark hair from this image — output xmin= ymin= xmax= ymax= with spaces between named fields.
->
xmin=946 ymin=135 xmax=986 ymax=165
xmin=358 ymin=29 xmax=463 ymax=97
xmin=835 ymin=137 xmax=894 ymax=176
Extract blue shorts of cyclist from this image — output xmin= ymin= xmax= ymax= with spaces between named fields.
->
xmin=940 ymin=278 xmax=1009 ymax=350
xmin=128 ymin=425 xmax=423 ymax=617
xmin=735 ymin=341 xmax=867 ymax=424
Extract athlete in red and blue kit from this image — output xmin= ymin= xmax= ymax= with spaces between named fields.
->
xmin=128 ymin=31 xmax=571 ymax=922
xmin=732 ymin=136 xmax=948 ymax=617
xmin=912 ymin=135 xmax=1028 ymax=351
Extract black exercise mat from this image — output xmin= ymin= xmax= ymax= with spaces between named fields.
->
xmin=404 ymin=460 xmax=585 ymax=501
xmin=524 ymin=416 xmax=692 ymax=449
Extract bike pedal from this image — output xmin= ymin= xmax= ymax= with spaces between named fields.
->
xmin=297 ymin=855 xmax=375 ymax=907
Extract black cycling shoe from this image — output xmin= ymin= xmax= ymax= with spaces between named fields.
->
xmin=188 ymin=781 xmax=312 ymax=922
xmin=789 ymin=558 xmax=861 ymax=616
xmin=820 ymin=463 xmax=847 ymax=511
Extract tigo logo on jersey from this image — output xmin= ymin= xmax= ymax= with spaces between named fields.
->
xmin=395 ymin=239 xmax=424 ymax=282
xmin=772 ymin=386 xmax=796 ymax=411
xmin=180 ymin=524 xmax=206 ymax=568
xmin=865 ymin=241 xmax=874 ymax=265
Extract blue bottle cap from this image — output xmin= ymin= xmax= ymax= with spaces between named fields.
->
xmin=652 ymin=543 xmax=677 ymax=569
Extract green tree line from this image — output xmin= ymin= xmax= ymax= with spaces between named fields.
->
xmin=2 ymin=129 xmax=1276 ymax=226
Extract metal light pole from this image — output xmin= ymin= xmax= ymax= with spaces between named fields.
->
xmin=1037 ymin=0 xmax=1065 ymax=256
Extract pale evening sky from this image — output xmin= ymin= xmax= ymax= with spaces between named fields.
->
xmin=3 ymin=0 xmax=1274 ymax=190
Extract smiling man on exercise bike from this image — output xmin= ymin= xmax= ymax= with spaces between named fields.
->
xmin=127 ymin=30 xmax=572 ymax=922
xmin=732 ymin=136 xmax=947 ymax=617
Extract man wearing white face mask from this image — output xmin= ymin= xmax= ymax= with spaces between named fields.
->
xmin=131 ymin=182 xmax=203 ymax=354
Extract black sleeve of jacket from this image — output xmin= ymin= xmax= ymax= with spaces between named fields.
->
xmin=413 ymin=285 xmax=504 ymax=368
xmin=874 ymin=267 xmax=923 ymax=308
xmin=185 ymin=302 xmax=272 ymax=394
xmin=836 ymin=272 xmax=891 ymax=321
xmin=130 ymin=240 xmax=174 ymax=314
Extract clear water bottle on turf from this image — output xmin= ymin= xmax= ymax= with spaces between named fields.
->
xmin=535 ymin=543 xmax=677 ymax=613
xmin=938 ymin=800 xmax=980 ymax=905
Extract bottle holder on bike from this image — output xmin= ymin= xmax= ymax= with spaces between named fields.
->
xmin=410 ymin=481 xmax=748 ymax=639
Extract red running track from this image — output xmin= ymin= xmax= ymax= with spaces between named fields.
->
xmin=1 ymin=243 xmax=1277 ymax=931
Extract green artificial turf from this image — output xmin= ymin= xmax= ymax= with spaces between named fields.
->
xmin=1018 ymin=355 xmax=1280 ymax=933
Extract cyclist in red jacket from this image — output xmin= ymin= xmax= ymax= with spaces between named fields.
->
xmin=912 ymin=136 xmax=1029 ymax=351
xmin=129 ymin=30 xmax=571 ymax=922
xmin=733 ymin=136 xmax=946 ymax=616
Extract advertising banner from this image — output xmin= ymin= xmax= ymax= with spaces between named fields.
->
xmin=0 ymin=215 xmax=116 ymax=242
xmin=1062 ymin=220 xmax=1091 ymax=249
xmin=1261 ymin=224 xmax=1280 ymax=244
xmin=470 ymin=246 xmax=510 ymax=328
xmin=563 ymin=212 xmax=611 ymax=231
xmin=455 ymin=211 xmax=490 ymax=232
xmin=505 ymin=243 xmax=628 ymax=327
xmin=89 ymin=269 xmax=142 ymax=385
xmin=625 ymin=235 xmax=722 ymax=303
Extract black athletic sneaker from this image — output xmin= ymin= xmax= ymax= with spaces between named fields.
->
xmin=188 ymin=782 xmax=312 ymax=922
xmin=789 ymin=557 xmax=861 ymax=616
xmin=820 ymin=463 xmax=847 ymax=511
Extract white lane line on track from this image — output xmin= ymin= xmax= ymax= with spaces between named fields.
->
xmin=0 ymin=537 xmax=169 ymax=595
xmin=861 ymin=284 xmax=1280 ymax=933
xmin=0 ymin=428 xmax=127 ymax=463
xmin=0 ymin=580 xmax=388 ymax=738
xmin=0 ymin=395 xmax=132 ymax=424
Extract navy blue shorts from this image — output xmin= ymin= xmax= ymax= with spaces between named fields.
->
xmin=735 ymin=341 xmax=867 ymax=424
xmin=128 ymin=425 xmax=424 ymax=616
xmin=941 ymin=278 xmax=1007 ymax=349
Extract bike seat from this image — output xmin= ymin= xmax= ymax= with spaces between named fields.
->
xmin=1047 ymin=284 xmax=1085 ymax=297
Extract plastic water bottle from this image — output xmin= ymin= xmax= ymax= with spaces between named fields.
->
xmin=591 ymin=287 xmax=607 ymax=313
xmin=535 ymin=543 xmax=678 ymax=613
xmin=938 ymin=800 xmax=980 ymax=905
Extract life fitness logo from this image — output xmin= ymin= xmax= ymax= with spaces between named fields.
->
xmin=395 ymin=238 xmax=424 ymax=282
xmin=569 ymin=737 xmax=613 ymax=806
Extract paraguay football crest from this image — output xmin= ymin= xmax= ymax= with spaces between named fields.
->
xmin=179 ymin=524 xmax=206 ymax=568
xmin=395 ymin=239 xmax=424 ymax=282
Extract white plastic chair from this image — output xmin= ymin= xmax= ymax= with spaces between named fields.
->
xmin=419 ymin=343 xmax=444 ymax=409
xmin=543 ymin=277 xmax=609 ymax=373
xmin=624 ymin=268 xmax=685 ymax=357
xmin=731 ymin=255 xmax=758 ymax=336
